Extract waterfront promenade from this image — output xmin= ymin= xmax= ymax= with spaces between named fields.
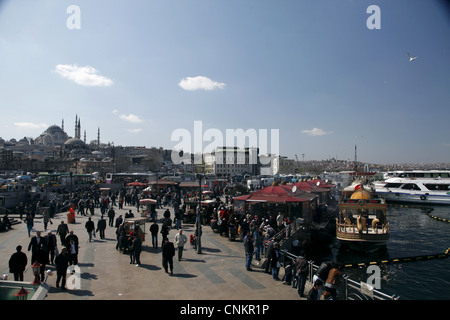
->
xmin=0 ymin=204 xmax=310 ymax=301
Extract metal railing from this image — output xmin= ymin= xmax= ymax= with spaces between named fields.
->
xmin=279 ymin=248 xmax=399 ymax=300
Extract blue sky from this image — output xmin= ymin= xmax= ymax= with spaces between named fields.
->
xmin=0 ymin=0 xmax=449 ymax=164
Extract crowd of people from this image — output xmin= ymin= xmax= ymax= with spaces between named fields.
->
xmin=6 ymin=182 xmax=343 ymax=299
xmin=8 ymin=225 xmax=79 ymax=290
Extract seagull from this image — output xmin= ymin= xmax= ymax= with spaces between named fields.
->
xmin=407 ymin=52 xmax=418 ymax=62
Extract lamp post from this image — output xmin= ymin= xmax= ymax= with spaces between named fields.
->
xmin=196 ymin=173 xmax=202 ymax=254
xmin=14 ymin=286 xmax=30 ymax=300
xmin=31 ymin=261 xmax=41 ymax=285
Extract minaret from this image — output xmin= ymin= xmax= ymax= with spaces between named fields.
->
xmin=97 ymin=127 xmax=100 ymax=147
xmin=84 ymin=130 xmax=86 ymax=143
xmin=74 ymin=115 xmax=81 ymax=139
xmin=61 ymin=119 xmax=64 ymax=132
xmin=77 ymin=117 xmax=81 ymax=139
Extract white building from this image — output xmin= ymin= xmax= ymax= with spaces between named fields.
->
xmin=204 ymin=147 xmax=259 ymax=177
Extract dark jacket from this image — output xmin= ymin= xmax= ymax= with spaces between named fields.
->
xmin=295 ymin=256 xmax=308 ymax=275
xmin=130 ymin=236 xmax=142 ymax=253
xmin=57 ymin=223 xmax=69 ymax=237
xmin=55 ymin=252 xmax=69 ymax=272
xmin=85 ymin=220 xmax=95 ymax=232
xmin=162 ymin=241 xmax=175 ymax=259
xmin=150 ymin=223 xmax=159 ymax=235
xmin=270 ymin=248 xmax=280 ymax=268
xmin=97 ymin=218 xmax=107 ymax=230
xmin=45 ymin=234 xmax=57 ymax=251
xmin=9 ymin=251 xmax=28 ymax=273
xmin=244 ymin=235 xmax=254 ymax=254
xmin=28 ymin=236 xmax=45 ymax=254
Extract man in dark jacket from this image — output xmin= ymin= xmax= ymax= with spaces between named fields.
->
xmin=85 ymin=217 xmax=95 ymax=242
xmin=107 ymin=207 xmax=115 ymax=227
xmin=149 ymin=221 xmax=159 ymax=248
xmin=56 ymin=221 xmax=69 ymax=245
xmin=129 ymin=233 xmax=142 ymax=266
xmin=294 ymin=256 xmax=308 ymax=297
xmin=28 ymin=231 xmax=44 ymax=263
xmin=45 ymin=231 xmax=57 ymax=264
xmin=55 ymin=247 xmax=69 ymax=290
xmin=96 ymin=216 xmax=107 ymax=239
xmin=9 ymin=245 xmax=28 ymax=281
xmin=244 ymin=232 xmax=254 ymax=271
xmin=161 ymin=238 xmax=175 ymax=274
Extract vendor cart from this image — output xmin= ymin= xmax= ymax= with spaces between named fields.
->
xmin=123 ymin=217 xmax=147 ymax=242
xmin=139 ymin=198 xmax=157 ymax=220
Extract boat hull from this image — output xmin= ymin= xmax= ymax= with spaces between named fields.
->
xmin=376 ymin=191 xmax=450 ymax=205
xmin=339 ymin=240 xmax=387 ymax=253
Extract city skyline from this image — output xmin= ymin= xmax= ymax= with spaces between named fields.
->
xmin=0 ymin=0 xmax=449 ymax=165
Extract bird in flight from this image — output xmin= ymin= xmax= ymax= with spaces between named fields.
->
xmin=407 ymin=52 xmax=418 ymax=62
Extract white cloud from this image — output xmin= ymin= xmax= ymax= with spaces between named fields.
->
xmin=54 ymin=64 xmax=113 ymax=87
xmin=128 ymin=128 xmax=142 ymax=133
xmin=178 ymin=76 xmax=226 ymax=91
xmin=112 ymin=110 xmax=143 ymax=123
xmin=14 ymin=122 xmax=48 ymax=129
xmin=302 ymin=128 xmax=332 ymax=136
xmin=119 ymin=114 xmax=143 ymax=123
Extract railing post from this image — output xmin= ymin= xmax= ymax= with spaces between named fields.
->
xmin=343 ymin=275 xmax=349 ymax=300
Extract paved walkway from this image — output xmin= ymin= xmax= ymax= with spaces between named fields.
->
xmin=0 ymin=204 xmax=311 ymax=301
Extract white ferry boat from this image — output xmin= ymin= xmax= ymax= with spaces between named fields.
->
xmin=375 ymin=170 xmax=450 ymax=205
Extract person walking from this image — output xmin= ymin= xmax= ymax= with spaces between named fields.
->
xmin=8 ymin=245 xmax=28 ymax=281
xmin=161 ymin=238 xmax=175 ymax=275
xmin=66 ymin=238 xmax=79 ymax=266
xmin=28 ymin=232 xmax=49 ymax=282
xmin=96 ymin=215 xmax=107 ymax=239
xmin=130 ymin=233 xmax=142 ymax=266
xmin=115 ymin=214 xmax=123 ymax=229
xmin=55 ymin=247 xmax=69 ymax=290
xmin=28 ymin=231 xmax=44 ymax=263
xmin=45 ymin=231 xmax=57 ymax=264
xmin=43 ymin=209 xmax=52 ymax=232
xmin=270 ymin=242 xmax=281 ymax=280
xmin=56 ymin=220 xmax=69 ymax=245
xmin=174 ymin=229 xmax=187 ymax=261
xmin=85 ymin=217 xmax=96 ymax=242
xmin=243 ymin=231 xmax=254 ymax=271
xmin=24 ymin=214 xmax=34 ymax=237
xmin=107 ymin=206 xmax=115 ymax=227
xmin=150 ymin=221 xmax=159 ymax=249
xmin=160 ymin=221 xmax=170 ymax=242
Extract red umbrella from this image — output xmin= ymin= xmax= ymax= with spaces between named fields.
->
xmin=126 ymin=181 xmax=148 ymax=187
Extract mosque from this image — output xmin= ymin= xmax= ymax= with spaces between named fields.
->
xmin=34 ymin=115 xmax=101 ymax=159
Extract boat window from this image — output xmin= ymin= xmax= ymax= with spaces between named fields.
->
xmin=424 ymin=184 xmax=450 ymax=191
xmin=384 ymin=183 xmax=402 ymax=188
xmin=401 ymin=183 xmax=421 ymax=190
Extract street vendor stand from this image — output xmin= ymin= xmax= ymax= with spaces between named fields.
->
xmin=139 ymin=198 xmax=157 ymax=221
xmin=123 ymin=217 xmax=147 ymax=242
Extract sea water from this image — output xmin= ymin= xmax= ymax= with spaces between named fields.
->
xmin=338 ymin=205 xmax=450 ymax=300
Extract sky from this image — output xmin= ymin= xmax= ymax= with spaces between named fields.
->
xmin=0 ymin=0 xmax=449 ymax=165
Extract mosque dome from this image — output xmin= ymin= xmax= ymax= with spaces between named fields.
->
xmin=350 ymin=189 xmax=372 ymax=200
xmin=64 ymin=137 xmax=86 ymax=148
xmin=35 ymin=125 xmax=69 ymax=146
